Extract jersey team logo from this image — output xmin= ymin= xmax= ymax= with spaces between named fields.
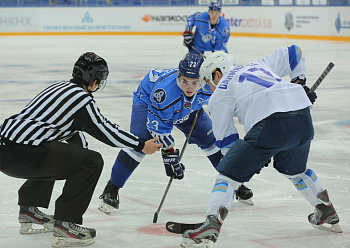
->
xmin=224 ymin=27 xmax=230 ymax=35
xmin=153 ymin=89 xmax=166 ymax=103
xmin=184 ymin=102 xmax=192 ymax=109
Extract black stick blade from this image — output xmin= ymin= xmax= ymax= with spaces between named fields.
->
xmin=166 ymin=221 xmax=204 ymax=234
xmin=153 ymin=212 xmax=158 ymax=223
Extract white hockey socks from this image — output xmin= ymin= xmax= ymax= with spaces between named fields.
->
xmin=206 ymin=174 xmax=241 ymax=216
xmin=286 ymin=169 xmax=324 ymax=206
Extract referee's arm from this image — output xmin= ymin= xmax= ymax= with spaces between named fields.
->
xmin=71 ymin=101 xmax=145 ymax=152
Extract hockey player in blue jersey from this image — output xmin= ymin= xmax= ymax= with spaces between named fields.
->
xmin=180 ymin=47 xmax=342 ymax=248
xmin=98 ymin=53 xmax=253 ymax=214
xmin=183 ymin=2 xmax=230 ymax=55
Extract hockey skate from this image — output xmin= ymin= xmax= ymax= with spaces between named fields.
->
xmin=19 ymin=206 xmax=54 ymax=234
xmin=236 ymin=184 xmax=253 ymax=205
xmin=98 ymin=180 xmax=119 ymax=215
xmin=51 ymin=220 xmax=96 ymax=247
xmin=308 ymin=189 xmax=342 ymax=233
xmin=181 ymin=207 xmax=228 ymax=248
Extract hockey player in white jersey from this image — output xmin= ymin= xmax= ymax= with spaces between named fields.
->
xmin=98 ymin=53 xmax=253 ymax=215
xmin=181 ymin=46 xmax=342 ymax=248
xmin=183 ymin=2 xmax=230 ymax=55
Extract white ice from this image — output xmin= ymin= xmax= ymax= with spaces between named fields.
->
xmin=0 ymin=35 xmax=349 ymax=248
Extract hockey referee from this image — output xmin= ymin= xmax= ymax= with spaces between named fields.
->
xmin=0 ymin=52 xmax=162 ymax=247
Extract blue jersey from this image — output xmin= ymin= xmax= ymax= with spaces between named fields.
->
xmin=133 ymin=68 xmax=212 ymax=148
xmin=185 ymin=12 xmax=230 ymax=53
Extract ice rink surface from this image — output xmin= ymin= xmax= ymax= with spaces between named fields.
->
xmin=0 ymin=35 xmax=349 ymax=248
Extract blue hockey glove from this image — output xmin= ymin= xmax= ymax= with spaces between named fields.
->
xmin=162 ymin=149 xmax=185 ymax=180
xmin=303 ymin=85 xmax=317 ymax=104
xmin=183 ymin=31 xmax=194 ymax=49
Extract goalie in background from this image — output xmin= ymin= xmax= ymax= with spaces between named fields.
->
xmin=0 ymin=52 xmax=162 ymax=247
xmin=180 ymin=46 xmax=341 ymax=248
xmin=182 ymin=2 xmax=230 ymax=55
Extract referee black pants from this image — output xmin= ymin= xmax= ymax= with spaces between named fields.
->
xmin=0 ymin=139 xmax=103 ymax=224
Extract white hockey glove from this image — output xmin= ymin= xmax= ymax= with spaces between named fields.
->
xmin=162 ymin=148 xmax=185 ymax=180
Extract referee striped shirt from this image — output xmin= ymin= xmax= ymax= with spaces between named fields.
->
xmin=0 ymin=81 xmax=144 ymax=151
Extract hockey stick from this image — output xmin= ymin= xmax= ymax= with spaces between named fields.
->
xmin=191 ymin=46 xmax=206 ymax=59
xmin=308 ymin=62 xmax=334 ymax=94
xmin=153 ymin=109 xmax=202 ymax=223
xmin=166 ymin=221 xmax=204 ymax=234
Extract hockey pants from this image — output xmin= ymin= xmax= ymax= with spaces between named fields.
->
xmin=110 ymin=104 xmax=223 ymax=189
xmin=0 ymin=139 xmax=103 ymax=224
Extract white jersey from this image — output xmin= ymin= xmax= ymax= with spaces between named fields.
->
xmin=208 ymin=46 xmax=312 ymax=150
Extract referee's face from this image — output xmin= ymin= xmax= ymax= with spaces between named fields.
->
xmin=87 ymin=80 xmax=99 ymax=92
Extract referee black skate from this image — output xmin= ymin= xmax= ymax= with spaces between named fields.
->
xmin=0 ymin=52 xmax=162 ymax=247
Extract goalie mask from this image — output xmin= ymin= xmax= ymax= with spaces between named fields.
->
xmin=199 ymin=51 xmax=235 ymax=88
xmin=72 ymin=52 xmax=109 ymax=92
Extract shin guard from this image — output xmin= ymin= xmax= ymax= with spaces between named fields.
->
xmin=206 ymin=174 xmax=240 ymax=216
xmin=286 ymin=169 xmax=324 ymax=206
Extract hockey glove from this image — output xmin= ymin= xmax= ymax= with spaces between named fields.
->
xmin=291 ymin=76 xmax=317 ymax=104
xmin=291 ymin=75 xmax=306 ymax=86
xmin=183 ymin=31 xmax=194 ymax=49
xmin=162 ymin=149 xmax=185 ymax=180
xmin=303 ymin=85 xmax=317 ymax=104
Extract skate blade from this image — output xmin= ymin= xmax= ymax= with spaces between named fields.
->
xmin=51 ymin=236 xmax=95 ymax=247
xmin=98 ymin=202 xmax=114 ymax=215
xmin=180 ymin=238 xmax=214 ymax=248
xmin=237 ymin=198 xmax=254 ymax=206
xmin=311 ymin=223 xmax=343 ymax=233
xmin=20 ymin=222 xmax=54 ymax=234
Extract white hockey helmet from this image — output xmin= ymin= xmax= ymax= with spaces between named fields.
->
xmin=199 ymin=51 xmax=235 ymax=88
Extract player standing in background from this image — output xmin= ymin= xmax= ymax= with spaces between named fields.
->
xmin=0 ymin=52 xmax=162 ymax=247
xmin=180 ymin=47 xmax=342 ymax=248
xmin=98 ymin=52 xmax=253 ymax=215
xmin=183 ymin=2 xmax=230 ymax=55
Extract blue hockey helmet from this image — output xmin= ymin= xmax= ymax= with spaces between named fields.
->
xmin=209 ymin=2 xmax=222 ymax=12
xmin=178 ymin=53 xmax=204 ymax=79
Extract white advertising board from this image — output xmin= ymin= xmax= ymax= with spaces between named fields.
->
xmin=0 ymin=6 xmax=349 ymax=39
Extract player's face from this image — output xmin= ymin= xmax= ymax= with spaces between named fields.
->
xmin=209 ymin=10 xmax=221 ymax=25
xmin=203 ymin=70 xmax=222 ymax=92
xmin=203 ymin=78 xmax=216 ymax=92
xmin=179 ymin=76 xmax=200 ymax=97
